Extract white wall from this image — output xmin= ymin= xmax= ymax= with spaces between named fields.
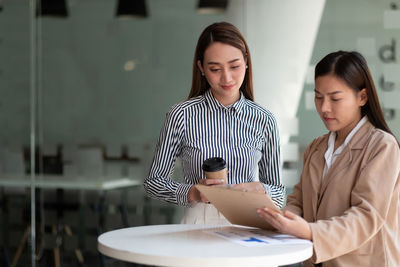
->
xmin=227 ymin=0 xmax=326 ymax=144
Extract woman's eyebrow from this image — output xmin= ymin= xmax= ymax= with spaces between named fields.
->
xmin=314 ymin=89 xmax=342 ymax=95
xmin=228 ymin=58 xmax=241 ymax=63
xmin=207 ymin=58 xmax=241 ymax=65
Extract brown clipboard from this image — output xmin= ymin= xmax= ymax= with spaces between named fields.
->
xmin=195 ymin=184 xmax=280 ymax=229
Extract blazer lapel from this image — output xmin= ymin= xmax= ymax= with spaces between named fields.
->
xmin=317 ymin=121 xmax=374 ymax=206
xmin=318 ymin=146 xmax=352 ymax=199
xmin=308 ymin=138 xmax=327 ymax=220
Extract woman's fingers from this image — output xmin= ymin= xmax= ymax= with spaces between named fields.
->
xmin=198 ymin=179 xmax=207 ymax=185
xmin=283 ymin=210 xmax=297 ymax=220
xmin=257 ymin=208 xmax=283 ymax=230
xmin=230 ymin=182 xmax=265 ymax=193
xmin=257 ymin=208 xmax=312 ymax=240
xmin=199 ymin=178 xmax=225 ymax=186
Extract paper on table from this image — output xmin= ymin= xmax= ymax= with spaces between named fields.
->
xmin=204 ymin=227 xmax=312 ymax=247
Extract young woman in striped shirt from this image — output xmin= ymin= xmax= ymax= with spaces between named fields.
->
xmin=144 ymin=22 xmax=284 ymax=224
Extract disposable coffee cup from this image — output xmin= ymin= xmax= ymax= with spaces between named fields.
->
xmin=202 ymin=157 xmax=227 ymax=184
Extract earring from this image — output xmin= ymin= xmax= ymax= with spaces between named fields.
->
xmin=201 ymin=72 xmax=205 ymax=76
xmin=246 ymin=65 xmax=248 ymax=69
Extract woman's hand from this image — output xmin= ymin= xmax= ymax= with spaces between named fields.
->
xmin=256 ymin=207 xmax=312 ymax=240
xmin=229 ymin=182 xmax=266 ymax=193
xmin=188 ymin=178 xmax=225 ymax=203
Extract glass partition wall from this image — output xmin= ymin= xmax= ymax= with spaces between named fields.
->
xmin=1 ymin=0 xmax=399 ymax=266
xmin=25 ymin=1 xmax=230 ymax=266
xmin=0 ymin=0 xmax=37 ymax=266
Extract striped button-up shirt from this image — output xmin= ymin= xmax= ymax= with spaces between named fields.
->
xmin=144 ymin=90 xmax=284 ymax=207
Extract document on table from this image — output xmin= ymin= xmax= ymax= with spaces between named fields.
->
xmin=204 ymin=227 xmax=312 ymax=247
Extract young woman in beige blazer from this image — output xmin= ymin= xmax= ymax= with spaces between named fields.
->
xmin=257 ymin=51 xmax=400 ymax=267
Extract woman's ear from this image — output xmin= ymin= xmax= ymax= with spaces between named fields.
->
xmin=197 ymin=60 xmax=204 ymax=75
xmin=359 ymin=88 xmax=368 ymax=106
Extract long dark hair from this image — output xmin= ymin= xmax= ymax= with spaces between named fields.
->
xmin=315 ymin=51 xmax=396 ymax=140
xmin=188 ymin=22 xmax=254 ymax=101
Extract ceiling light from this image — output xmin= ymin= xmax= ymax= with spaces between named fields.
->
xmin=116 ymin=0 xmax=148 ymax=19
xmin=197 ymin=0 xmax=228 ymax=14
xmin=37 ymin=0 xmax=68 ymax=17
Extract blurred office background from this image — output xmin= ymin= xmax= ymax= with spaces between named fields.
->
xmin=0 ymin=0 xmax=399 ymax=266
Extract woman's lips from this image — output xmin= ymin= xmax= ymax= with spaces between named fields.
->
xmin=221 ymin=84 xmax=234 ymax=90
xmin=324 ymin=117 xmax=335 ymax=122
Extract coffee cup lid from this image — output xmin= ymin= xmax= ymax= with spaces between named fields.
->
xmin=202 ymin=157 xmax=226 ymax=172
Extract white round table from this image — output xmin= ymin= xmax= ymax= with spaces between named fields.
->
xmin=98 ymin=224 xmax=313 ymax=267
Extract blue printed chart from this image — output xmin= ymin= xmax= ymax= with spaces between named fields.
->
xmin=204 ymin=227 xmax=312 ymax=247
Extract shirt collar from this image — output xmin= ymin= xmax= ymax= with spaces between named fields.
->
xmin=204 ymin=89 xmax=245 ymax=113
xmin=327 ymin=115 xmax=368 ymax=155
xmin=324 ymin=116 xmax=368 ymax=171
xmin=232 ymin=93 xmax=246 ymax=113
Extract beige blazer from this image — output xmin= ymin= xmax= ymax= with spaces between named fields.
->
xmin=285 ymin=121 xmax=400 ymax=267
